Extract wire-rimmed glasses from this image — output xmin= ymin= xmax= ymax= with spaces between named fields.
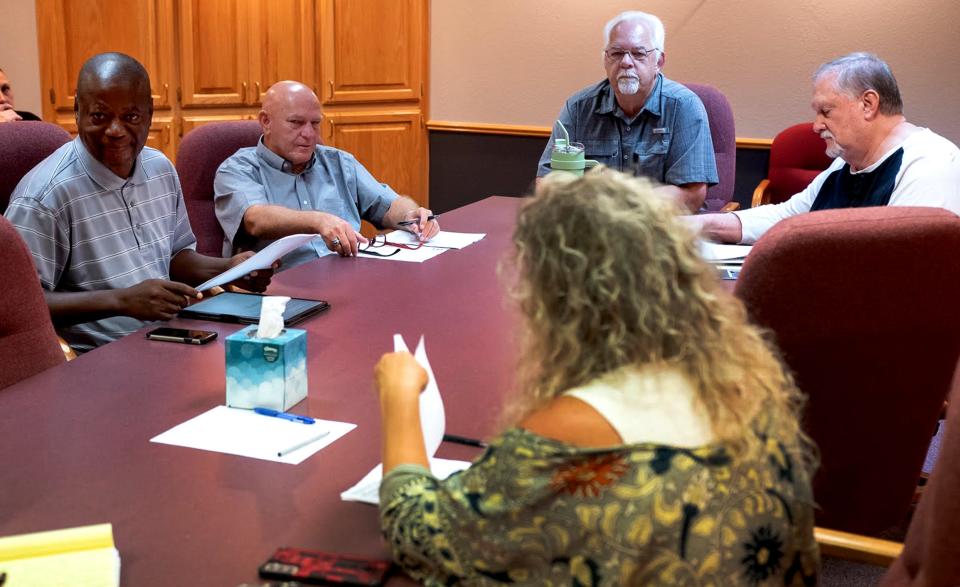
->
xmin=603 ymin=47 xmax=659 ymax=64
xmin=359 ymin=233 xmax=423 ymax=257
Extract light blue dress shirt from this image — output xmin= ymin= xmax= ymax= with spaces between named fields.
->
xmin=214 ymin=139 xmax=399 ymax=270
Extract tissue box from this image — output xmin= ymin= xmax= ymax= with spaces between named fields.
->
xmin=225 ymin=325 xmax=308 ymax=411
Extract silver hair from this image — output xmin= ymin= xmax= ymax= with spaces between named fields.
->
xmin=603 ymin=11 xmax=665 ymax=52
xmin=814 ymin=52 xmax=903 ymax=115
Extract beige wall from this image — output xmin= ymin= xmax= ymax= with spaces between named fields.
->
xmin=430 ymin=0 xmax=960 ymax=143
xmin=0 ymin=0 xmax=42 ymax=117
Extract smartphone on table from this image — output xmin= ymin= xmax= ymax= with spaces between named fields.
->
xmin=145 ymin=327 xmax=218 ymax=345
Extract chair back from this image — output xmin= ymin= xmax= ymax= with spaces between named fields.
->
xmin=881 ymin=377 xmax=960 ymax=586
xmin=684 ymin=83 xmax=736 ymax=212
xmin=0 ymin=121 xmax=72 ymax=213
xmin=734 ymin=206 xmax=960 ymax=535
xmin=0 ymin=215 xmax=65 ymax=389
xmin=766 ymin=122 xmax=834 ymax=205
xmin=176 ymin=121 xmax=262 ymax=256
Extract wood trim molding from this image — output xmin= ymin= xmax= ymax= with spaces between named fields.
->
xmin=427 ymin=120 xmax=552 ymax=137
xmin=427 ymin=120 xmax=773 ymax=149
xmin=736 ymin=137 xmax=775 ymax=149
xmin=814 ymin=526 xmax=903 ymax=567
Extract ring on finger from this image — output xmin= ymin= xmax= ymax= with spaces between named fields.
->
xmin=331 ymin=238 xmax=341 ymax=247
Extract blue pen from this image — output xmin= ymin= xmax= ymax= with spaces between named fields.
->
xmin=254 ymin=407 xmax=315 ymax=425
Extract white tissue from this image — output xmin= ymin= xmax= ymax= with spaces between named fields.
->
xmin=256 ymin=296 xmax=291 ymax=338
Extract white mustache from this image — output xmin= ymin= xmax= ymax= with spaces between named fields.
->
xmin=821 ymin=131 xmax=835 ymax=140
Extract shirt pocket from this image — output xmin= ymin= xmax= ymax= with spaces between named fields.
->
xmin=634 ymin=133 xmax=671 ymax=181
xmin=582 ymin=139 xmax=619 ymax=167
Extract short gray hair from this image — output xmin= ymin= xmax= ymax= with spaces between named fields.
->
xmin=814 ymin=52 xmax=903 ymax=115
xmin=603 ymin=11 xmax=665 ymax=52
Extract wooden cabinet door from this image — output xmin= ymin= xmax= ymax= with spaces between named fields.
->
xmin=37 ymin=0 xmax=175 ymax=117
xmin=178 ymin=0 xmax=252 ymax=106
xmin=319 ymin=0 xmax=424 ymax=104
xmin=323 ymin=111 xmax=426 ymax=204
xmin=249 ymin=0 xmax=317 ymax=104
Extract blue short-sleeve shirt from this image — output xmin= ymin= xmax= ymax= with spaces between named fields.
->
xmin=537 ymin=75 xmax=719 ymax=187
xmin=214 ymin=140 xmax=399 ymax=270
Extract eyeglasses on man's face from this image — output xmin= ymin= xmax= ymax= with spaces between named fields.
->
xmin=604 ymin=47 xmax=659 ymax=64
xmin=358 ymin=233 xmax=423 ymax=257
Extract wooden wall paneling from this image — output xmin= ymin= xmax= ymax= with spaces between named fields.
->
xmin=36 ymin=0 xmax=175 ymax=117
xmin=178 ymin=0 xmax=250 ymax=106
xmin=319 ymin=0 xmax=423 ymax=104
xmin=180 ymin=113 xmax=257 ymax=138
xmin=251 ymin=0 xmax=317 ymax=104
xmin=324 ymin=110 xmax=426 ymax=204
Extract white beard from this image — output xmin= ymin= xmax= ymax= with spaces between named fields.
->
xmin=617 ymin=77 xmax=640 ymax=95
xmin=821 ymin=131 xmax=844 ymax=158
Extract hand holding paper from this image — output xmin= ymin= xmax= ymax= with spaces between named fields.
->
xmin=341 ymin=335 xmax=468 ymax=505
xmin=195 ymin=233 xmax=319 ymax=292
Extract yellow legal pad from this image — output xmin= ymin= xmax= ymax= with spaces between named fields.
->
xmin=0 ymin=523 xmax=120 ymax=587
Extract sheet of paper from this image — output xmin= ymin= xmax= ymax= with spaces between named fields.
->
xmin=699 ymin=241 xmax=753 ymax=263
xmin=341 ymin=334 xmax=468 ymax=504
xmin=357 ymin=245 xmax=447 ymax=263
xmin=383 ymin=230 xmax=486 ymax=250
xmin=340 ymin=458 xmax=471 ymax=505
xmin=195 ymin=233 xmax=319 ymax=291
xmin=0 ymin=523 xmax=120 ymax=587
xmin=151 ymin=405 xmax=355 ymax=465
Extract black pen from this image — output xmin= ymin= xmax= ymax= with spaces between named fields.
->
xmin=442 ymin=433 xmax=488 ymax=448
xmin=397 ymin=214 xmax=438 ymax=227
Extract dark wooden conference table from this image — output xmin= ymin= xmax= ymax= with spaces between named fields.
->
xmin=0 ymin=196 xmax=525 ymax=586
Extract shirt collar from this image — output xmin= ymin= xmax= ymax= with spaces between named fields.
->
xmin=598 ymin=73 xmax=664 ymax=118
xmin=74 ymin=136 xmax=149 ymax=191
xmin=256 ymin=137 xmax=316 ymax=174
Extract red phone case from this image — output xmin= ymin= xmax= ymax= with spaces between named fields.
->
xmin=259 ymin=547 xmax=393 ymax=586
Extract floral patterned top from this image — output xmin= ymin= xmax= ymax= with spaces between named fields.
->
xmin=380 ymin=427 xmax=819 ymax=586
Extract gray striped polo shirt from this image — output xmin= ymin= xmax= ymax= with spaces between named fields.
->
xmin=4 ymin=137 xmax=196 ymax=352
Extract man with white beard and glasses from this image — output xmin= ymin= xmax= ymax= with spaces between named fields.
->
xmin=690 ymin=52 xmax=960 ymax=244
xmin=536 ymin=11 xmax=718 ymax=212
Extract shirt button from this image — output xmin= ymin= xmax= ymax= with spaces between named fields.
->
xmin=625 ymin=126 xmax=631 ymax=131
xmin=623 ymin=155 xmax=629 ymax=160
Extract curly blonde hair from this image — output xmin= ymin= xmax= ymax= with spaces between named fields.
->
xmin=505 ymin=168 xmax=812 ymax=460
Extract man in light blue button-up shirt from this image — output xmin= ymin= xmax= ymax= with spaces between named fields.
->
xmin=537 ymin=11 xmax=717 ymax=212
xmin=215 ymin=82 xmax=438 ymax=270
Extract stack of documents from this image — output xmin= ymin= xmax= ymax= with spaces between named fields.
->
xmin=0 ymin=524 xmax=120 ymax=587
xmin=699 ymin=241 xmax=753 ymax=280
xmin=341 ymin=335 xmax=470 ymax=504
xmin=358 ymin=230 xmax=486 ymax=263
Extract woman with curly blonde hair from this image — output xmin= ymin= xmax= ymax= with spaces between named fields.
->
xmin=375 ymin=169 xmax=820 ymax=586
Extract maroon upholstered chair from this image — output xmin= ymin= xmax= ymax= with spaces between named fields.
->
xmin=0 ymin=121 xmax=71 ymax=213
xmin=0 ymin=215 xmax=65 ymax=389
xmin=176 ymin=121 xmax=262 ymax=256
xmin=752 ymin=122 xmax=834 ymax=208
xmin=734 ymin=206 xmax=960 ymax=536
xmin=683 ymin=83 xmax=737 ymax=212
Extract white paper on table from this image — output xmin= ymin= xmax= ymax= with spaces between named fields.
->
xmin=195 ymin=233 xmax=319 ymax=291
xmin=699 ymin=241 xmax=753 ymax=264
xmin=340 ymin=334 xmax=470 ymax=504
xmin=357 ymin=245 xmax=447 ymax=263
xmin=340 ymin=458 xmax=470 ymax=505
xmin=383 ymin=230 xmax=486 ymax=250
xmin=150 ymin=405 xmax=356 ymax=465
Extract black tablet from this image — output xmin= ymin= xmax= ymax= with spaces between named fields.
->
xmin=178 ymin=292 xmax=329 ymax=325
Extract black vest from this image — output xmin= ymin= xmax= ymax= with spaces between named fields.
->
xmin=810 ymin=148 xmax=904 ymax=211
